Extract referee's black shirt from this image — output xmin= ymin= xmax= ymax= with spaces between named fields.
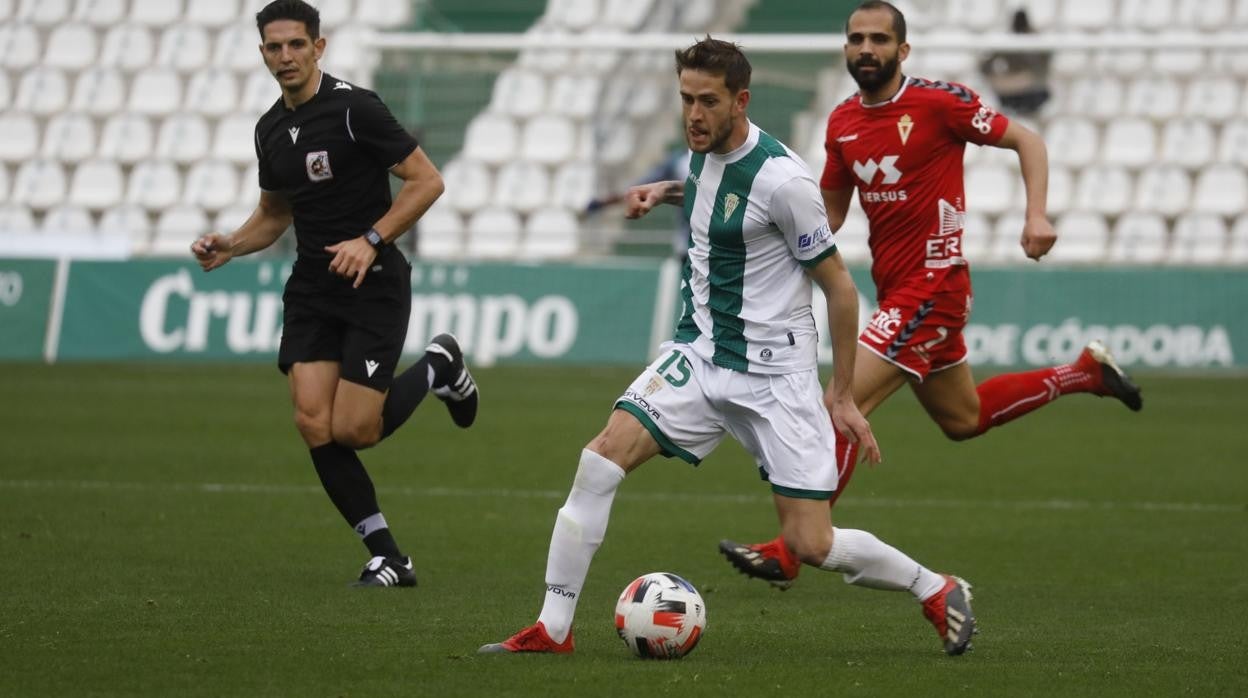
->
xmin=254 ymin=71 xmax=418 ymax=273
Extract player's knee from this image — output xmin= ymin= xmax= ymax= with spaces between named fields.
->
xmin=331 ymin=420 xmax=381 ymax=450
xmin=293 ymin=408 xmax=331 ymax=446
xmin=939 ymin=417 xmax=980 ymax=441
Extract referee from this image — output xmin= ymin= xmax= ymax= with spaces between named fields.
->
xmin=191 ymin=0 xmax=478 ymax=588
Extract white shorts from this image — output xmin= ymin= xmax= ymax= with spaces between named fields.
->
xmin=614 ymin=343 xmax=840 ymax=499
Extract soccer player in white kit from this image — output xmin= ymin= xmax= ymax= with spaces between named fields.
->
xmin=478 ymin=37 xmax=977 ymax=657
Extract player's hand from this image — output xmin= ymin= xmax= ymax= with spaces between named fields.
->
xmin=624 ymin=182 xmax=667 ymax=219
xmin=325 ymin=237 xmax=378 ymax=289
xmin=190 ymin=233 xmax=233 ymax=271
xmin=828 ymin=397 xmax=883 ymax=465
xmin=1020 ymin=214 xmax=1057 ymax=261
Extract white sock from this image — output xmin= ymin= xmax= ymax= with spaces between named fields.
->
xmin=536 ymin=449 xmax=626 ymax=643
xmin=820 ymin=528 xmax=947 ymax=601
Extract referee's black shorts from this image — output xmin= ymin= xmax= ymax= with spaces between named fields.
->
xmin=277 ymin=247 xmax=412 ymax=392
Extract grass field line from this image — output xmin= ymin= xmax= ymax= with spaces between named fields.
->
xmin=1 ymin=478 xmax=1241 ymax=514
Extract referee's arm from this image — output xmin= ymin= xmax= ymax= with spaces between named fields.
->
xmin=370 ymin=146 xmax=444 ymax=244
xmin=191 ymin=191 xmax=292 ymax=272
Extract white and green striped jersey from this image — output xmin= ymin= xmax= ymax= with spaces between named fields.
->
xmin=673 ymin=121 xmax=838 ymax=375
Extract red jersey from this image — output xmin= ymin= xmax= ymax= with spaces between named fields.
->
xmin=821 ymin=76 xmax=1010 ymax=297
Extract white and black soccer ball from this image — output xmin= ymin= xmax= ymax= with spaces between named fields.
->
xmin=614 ymin=572 xmax=707 ymax=659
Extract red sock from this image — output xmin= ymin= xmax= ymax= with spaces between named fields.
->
xmin=827 ymin=439 xmax=860 ymax=508
xmin=975 ymin=362 xmax=1095 ymax=435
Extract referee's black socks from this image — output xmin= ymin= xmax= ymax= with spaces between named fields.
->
xmin=380 ymin=352 xmax=448 ymax=439
xmin=309 ymin=442 xmax=402 ymax=558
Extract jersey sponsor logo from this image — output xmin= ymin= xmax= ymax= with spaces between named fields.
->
xmin=798 ymin=222 xmax=833 ymax=252
xmin=852 ymin=156 xmax=902 ymax=185
xmin=861 ymin=190 xmax=908 ymax=203
xmin=306 ymin=150 xmax=333 ymax=182
xmin=836 ymin=133 xmax=859 ymax=143
xmin=365 ymin=359 xmax=379 ymax=377
xmin=621 ymin=390 xmax=662 ymax=421
xmin=287 ymin=126 xmax=300 ymax=144
xmin=971 ymin=105 xmax=997 ymax=135
xmin=333 ymin=81 xmax=352 ymax=90
xmin=863 ymin=306 xmax=903 ymax=344
xmin=723 ymin=192 xmax=741 ymax=221
xmin=937 ymin=199 xmax=965 ymax=236
xmin=897 ymin=114 xmax=913 ymax=145
xmin=927 ymin=199 xmax=967 ymax=268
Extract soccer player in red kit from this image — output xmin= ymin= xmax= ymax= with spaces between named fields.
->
xmin=720 ymin=0 xmax=1142 ymax=601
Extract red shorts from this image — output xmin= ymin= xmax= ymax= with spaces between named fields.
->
xmin=859 ymin=279 xmax=972 ymax=381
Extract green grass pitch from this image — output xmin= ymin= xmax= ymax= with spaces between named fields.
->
xmin=1 ymin=364 xmax=1246 ymax=697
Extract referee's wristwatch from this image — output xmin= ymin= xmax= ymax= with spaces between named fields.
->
xmin=364 ymin=227 xmax=385 ymax=249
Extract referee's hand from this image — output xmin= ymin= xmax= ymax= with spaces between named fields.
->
xmin=325 ymin=237 xmax=378 ymax=289
xmin=191 ymin=233 xmax=233 ymax=272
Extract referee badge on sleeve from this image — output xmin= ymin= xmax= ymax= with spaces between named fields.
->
xmin=306 ymin=151 xmax=333 ymax=182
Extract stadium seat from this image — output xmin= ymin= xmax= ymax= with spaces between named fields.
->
xmin=1065 ymin=77 xmax=1123 ymax=120
xmin=41 ymin=204 xmax=95 ymax=235
xmin=45 ymin=23 xmax=98 ymax=70
xmin=1219 ymin=120 xmax=1248 ymax=166
xmin=1159 ymin=120 xmax=1216 ymax=169
xmin=551 ymin=161 xmax=596 ymax=211
xmin=549 ymin=74 xmax=601 ymax=119
xmin=678 ymin=0 xmax=717 ymax=30
xmin=596 ymin=121 xmax=635 ymax=166
xmin=185 ymin=0 xmax=237 ymax=27
xmin=186 ymin=71 xmax=239 ymax=117
xmin=440 ymin=158 xmax=494 ymax=214
xmin=1102 ymin=118 xmax=1156 ymax=169
xmin=602 ymin=0 xmax=654 ymax=30
xmin=1050 ymin=211 xmax=1110 ymax=263
xmin=319 ymin=23 xmax=368 ymax=76
xmin=1093 ymin=49 xmax=1148 ymax=78
xmin=213 ymin=114 xmax=259 ymax=165
xmin=0 ymin=71 xmax=9 ymax=112
xmin=1170 ymin=213 xmax=1228 ymax=264
xmin=1150 ymin=49 xmax=1205 ymax=79
xmin=1050 ymin=49 xmax=1088 ymax=78
xmin=465 ymin=208 xmax=522 ymax=258
xmin=0 ymin=204 xmax=38 ymax=234
xmin=0 ymin=112 xmax=40 ymax=163
xmin=416 ymin=200 xmax=465 ymax=260
xmin=519 ymin=48 xmax=573 ymax=75
xmin=99 ymin=24 xmax=155 ymax=71
xmin=965 ymin=164 xmax=1014 ymax=214
xmin=73 ymin=0 xmax=127 ymax=26
xmin=1119 ymin=0 xmax=1172 ymax=29
xmin=1228 ymin=214 xmax=1248 ymax=263
xmin=0 ymin=24 xmax=40 ymax=70
xmin=491 ymin=69 xmax=547 ymax=119
xmin=98 ymin=113 xmax=155 ymax=164
xmin=546 ymin=0 xmax=599 ymax=31
xmin=215 ymin=24 xmax=262 ymax=73
xmin=943 ymin=0 xmax=1002 ymax=32
xmin=521 ymin=116 xmax=576 ymax=165
xmin=156 ymin=24 xmax=211 ymax=73
xmin=990 ymin=211 xmax=1031 ymax=264
xmin=242 ymin=70 xmax=280 ymax=114
xmin=155 ymin=114 xmax=211 ymax=164
xmin=237 ymin=164 xmax=259 ymax=206
xmin=357 ymin=0 xmax=412 ymax=28
xmin=129 ymin=67 xmax=183 ymax=115
xmin=71 ymin=67 xmax=126 ymax=116
xmin=1175 ymin=0 xmax=1231 ymax=27
xmin=1183 ymin=78 xmax=1240 ymax=122
xmin=14 ymin=67 xmax=69 ymax=115
xmin=126 ymin=161 xmax=181 ymax=211
xmin=960 ymin=210 xmax=993 ymax=263
xmin=0 ymin=163 xmax=8 ymax=201
xmin=495 ymin=162 xmax=552 ymax=213
xmin=212 ymin=203 xmax=255 ymax=234
xmin=463 ymin=113 xmax=518 ymax=166
xmin=152 ymin=205 xmax=210 ymax=255
xmin=316 ymin=0 xmax=352 ymax=25
xmin=1133 ymin=166 xmax=1192 ymax=217
xmin=11 ymin=160 xmax=67 ymax=210
xmin=522 ymin=209 xmax=580 ymax=259
xmin=1109 ymin=212 xmax=1169 ymax=264
xmin=16 ymin=0 xmax=70 ymax=25
xmin=1074 ymin=166 xmax=1133 ymax=215
xmin=1192 ymin=164 xmax=1248 ymax=215
xmin=1044 ymin=118 xmax=1099 ymax=168
xmin=1060 ymin=0 xmax=1114 ymax=29
xmin=68 ymin=160 xmax=124 ymax=210
xmin=1045 ymin=166 xmax=1074 ymax=214
xmin=98 ymin=204 xmax=153 ymax=249
xmin=42 ymin=113 xmax=97 ymax=164
xmin=184 ymin=160 xmax=241 ymax=212
xmin=1125 ymin=77 xmax=1182 ymax=120
xmin=129 ymin=0 xmax=182 ymax=26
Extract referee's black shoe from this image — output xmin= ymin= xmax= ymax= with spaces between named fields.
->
xmin=427 ymin=333 xmax=479 ymax=428
xmin=352 ymin=555 xmax=417 ymax=588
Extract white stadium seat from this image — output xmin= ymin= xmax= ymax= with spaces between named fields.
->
xmin=678 ymin=0 xmax=716 ymax=31
xmin=463 ymin=113 xmax=518 ymax=166
xmin=71 ymin=67 xmax=126 ymax=116
xmin=45 ymin=23 xmax=98 ymax=70
xmin=152 ymin=205 xmax=210 ymax=255
xmin=1045 ymin=166 xmax=1074 ymax=214
xmin=1192 ymin=164 xmax=1248 ymax=215
xmin=213 ymin=204 xmax=255 ymax=234
xmin=551 ymin=161 xmax=596 ymax=211
xmin=602 ymin=0 xmax=654 ymax=30
xmin=1183 ymin=78 xmax=1240 ymax=122
xmin=99 ymin=24 xmax=154 ymax=71
xmin=523 ymin=209 xmax=580 ymax=259
xmin=595 ymin=121 xmax=635 ymax=166
xmin=215 ymin=24 xmax=262 ymax=73
xmin=186 ymin=0 xmax=238 ymax=27
xmin=0 ymin=112 xmax=40 ymax=162
xmin=1074 ymin=166 xmax=1132 ymax=215
xmin=546 ymin=0 xmax=600 ymax=31
xmin=491 ymin=69 xmax=547 ymax=119
xmin=0 ymin=164 xmax=8 ymax=200
xmin=11 ymin=160 xmax=67 ymax=210
xmin=1228 ymin=214 xmax=1248 ymax=263
xmin=185 ymin=71 xmax=239 ymax=117
xmin=316 ymin=0 xmax=353 ymax=25
xmin=129 ymin=0 xmax=183 ymax=26
xmin=416 ymin=200 xmax=465 ymax=260
xmin=1102 ymin=118 xmax=1156 ymax=169
xmin=242 ymin=70 xmax=280 ymax=114
xmin=1159 ymin=120 xmax=1216 ymax=169
xmin=835 ymin=206 xmax=871 ymax=265
xmin=1149 ymin=49 xmax=1205 ymax=79
xmin=68 ymin=160 xmax=124 ymax=210
xmin=73 ymin=0 xmax=127 ymax=26
xmin=960 ymin=210 xmax=994 ymax=262
xmin=237 ymin=164 xmax=259 ymax=206
xmin=212 ymin=115 xmax=259 ymax=165
xmin=1125 ymin=77 xmax=1182 ymax=120
xmin=1065 ymin=77 xmax=1124 ymax=120
xmin=0 ymin=71 xmax=9 ymax=112
xmin=42 ymin=113 xmax=97 ymax=163
xmin=1133 ymin=166 xmax=1192 ymax=217
xmin=16 ymin=0 xmax=69 ymax=25
xmin=495 ymin=162 xmax=552 ymax=213
xmin=41 ymin=204 xmax=95 ymax=236
xmin=129 ymin=67 xmax=182 ymax=115
xmin=1170 ymin=213 xmax=1228 ymax=264
xmin=319 ymin=23 xmax=368 ymax=76
xmin=98 ymin=114 xmax=154 ymax=164
xmin=127 ymin=161 xmax=182 ymax=211
xmin=1093 ymin=49 xmax=1148 ymax=78
xmin=1119 ymin=0 xmax=1172 ymax=29
xmin=0 ymin=205 xmax=38 ymax=234
xmin=98 ymin=204 xmax=153 ymax=249
xmin=1044 ymin=118 xmax=1098 ymax=168
xmin=1219 ymin=120 xmax=1248 ymax=166
xmin=156 ymin=25 xmax=211 ymax=73
xmin=14 ymin=67 xmax=69 ymax=116
xmin=965 ymin=164 xmax=1014 ymax=214
xmin=466 ymin=208 xmax=522 ymax=258
xmin=155 ymin=114 xmax=211 ymax=164
xmin=358 ymin=0 xmax=412 ymax=28
xmin=184 ymin=160 xmax=241 ymax=212
xmin=1050 ymin=211 xmax=1110 ymax=263
xmin=943 ymin=0 xmax=1002 ymax=31
xmin=440 ymin=158 xmax=494 ymax=214
xmin=0 ymin=24 xmax=41 ymax=70
xmin=1176 ymin=0 xmax=1231 ymax=28
xmin=549 ymin=75 xmax=602 ymax=119
xmin=1109 ymin=212 xmax=1169 ymax=264
xmin=1060 ymin=0 xmax=1115 ymax=29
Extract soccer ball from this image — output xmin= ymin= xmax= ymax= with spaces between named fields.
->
xmin=614 ymin=572 xmax=707 ymax=659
